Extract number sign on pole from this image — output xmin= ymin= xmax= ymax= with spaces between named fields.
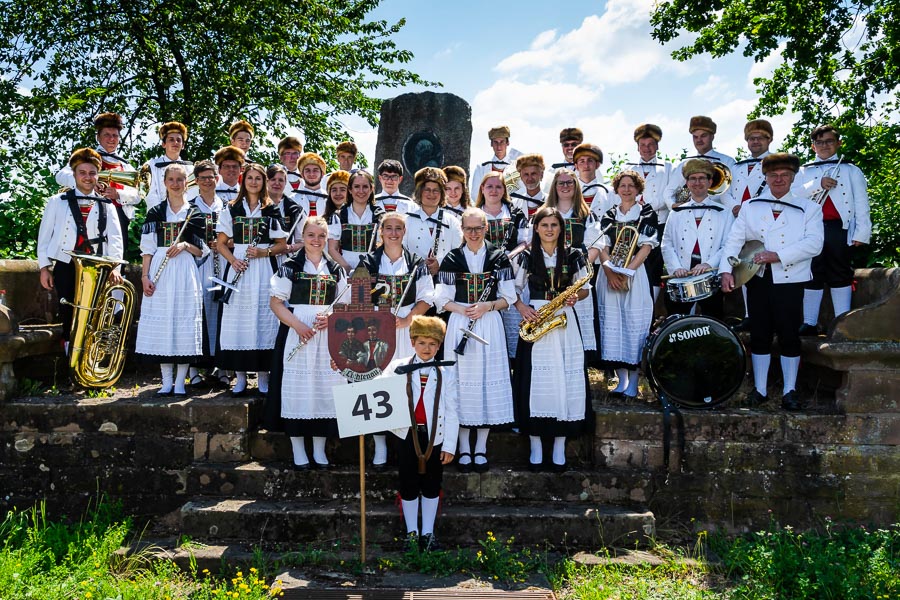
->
xmin=333 ymin=375 xmax=410 ymax=438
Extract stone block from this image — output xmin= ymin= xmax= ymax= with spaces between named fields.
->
xmin=134 ymin=435 xmax=193 ymax=468
xmin=207 ymin=434 xmax=248 ymax=462
xmin=837 ymin=370 xmax=900 ymax=413
xmin=374 ymin=92 xmax=472 ymax=197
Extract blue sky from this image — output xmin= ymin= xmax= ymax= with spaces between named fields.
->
xmin=344 ymin=0 xmax=794 ymax=176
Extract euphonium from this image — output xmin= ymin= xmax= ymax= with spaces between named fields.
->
xmin=675 ymin=160 xmax=732 ymax=205
xmin=503 ymin=169 xmax=522 ymax=194
xmin=519 ymin=260 xmax=593 ymax=342
xmin=608 ymin=223 xmax=640 ymax=292
xmin=61 ymin=252 xmax=135 ymax=388
xmin=97 ymin=164 xmax=152 ymax=202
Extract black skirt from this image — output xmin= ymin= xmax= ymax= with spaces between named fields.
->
xmin=511 ymin=337 xmax=593 ymax=437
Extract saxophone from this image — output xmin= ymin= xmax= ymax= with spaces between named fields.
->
xmin=519 ymin=259 xmax=593 ymax=342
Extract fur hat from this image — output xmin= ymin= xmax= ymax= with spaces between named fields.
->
xmin=682 ymin=158 xmax=716 ymax=179
xmin=515 ymin=153 xmax=545 ymax=172
xmin=229 ymin=119 xmax=254 ymax=139
xmin=689 ymin=116 xmax=717 ymax=135
xmin=559 ymin=127 xmax=584 ymax=143
xmin=633 ymin=123 xmax=662 ymax=142
xmin=488 ymin=125 xmax=511 ymax=140
xmin=414 ymin=166 xmax=447 ymax=190
xmin=158 ymin=121 xmax=187 ymax=142
xmin=336 ymin=141 xmax=358 ymax=156
xmin=93 ymin=112 xmax=123 ymax=132
xmin=327 ymin=170 xmax=351 ymax=190
xmin=761 ymin=152 xmax=800 ymax=174
xmin=297 ymin=152 xmax=327 ymax=174
xmin=409 ymin=315 xmax=446 ymax=342
xmin=213 ymin=145 xmax=246 ymax=166
xmin=573 ymin=143 xmax=603 ymax=164
xmin=744 ymin=119 xmax=774 ymax=140
xmin=68 ymin=147 xmax=102 ymax=170
xmin=442 ymin=165 xmax=467 ymax=186
xmin=278 ymin=136 xmax=303 ymax=154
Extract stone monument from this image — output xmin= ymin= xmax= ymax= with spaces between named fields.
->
xmin=374 ymin=92 xmax=472 ymax=197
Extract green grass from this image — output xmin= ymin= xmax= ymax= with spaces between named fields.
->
xmin=1 ymin=499 xmax=897 ymax=599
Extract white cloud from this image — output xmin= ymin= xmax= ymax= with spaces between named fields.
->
xmin=692 ymin=74 xmax=736 ymax=102
xmin=472 ymin=79 xmax=599 ymax=122
xmin=434 ymin=42 xmax=462 ymax=60
xmin=495 ymin=0 xmax=697 ymax=86
xmin=747 ymin=42 xmax=786 ymax=88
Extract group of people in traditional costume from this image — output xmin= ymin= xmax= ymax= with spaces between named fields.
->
xmin=37 ymin=111 xmax=870 ymax=548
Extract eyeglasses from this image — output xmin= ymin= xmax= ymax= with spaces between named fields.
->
xmin=197 ymin=175 xmax=217 ymax=182
xmin=556 ymin=180 xmax=575 ymax=187
xmin=380 ymin=174 xmax=400 ymax=181
xmin=813 ymin=138 xmax=839 ymax=146
xmin=562 ymin=142 xmax=579 ymax=148
xmin=462 ymin=226 xmax=486 ymax=234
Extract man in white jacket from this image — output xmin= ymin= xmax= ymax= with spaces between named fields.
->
xmin=720 ymin=153 xmax=824 ymax=411
xmin=793 ymin=125 xmax=871 ymax=335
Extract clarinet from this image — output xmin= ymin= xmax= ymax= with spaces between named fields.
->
xmin=453 ymin=275 xmax=498 ymax=356
xmin=218 ymin=227 xmax=264 ymax=304
xmin=429 ymin=209 xmax=444 ymax=259
xmin=152 ymin=207 xmax=197 ymax=285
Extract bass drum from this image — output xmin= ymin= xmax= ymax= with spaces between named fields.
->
xmin=642 ymin=314 xmax=745 ymax=409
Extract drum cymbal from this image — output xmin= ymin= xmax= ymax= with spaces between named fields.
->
xmin=727 ymin=240 xmax=765 ymax=288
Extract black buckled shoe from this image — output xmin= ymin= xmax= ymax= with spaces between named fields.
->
xmin=419 ymin=533 xmax=441 ymax=552
xmin=798 ymin=323 xmax=819 ymax=336
xmin=748 ymin=390 xmax=769 ymax=407
xmin=457 ymin=452 xmax=473 ymax=473
xmin=473 ymin=452 xmax=489 ymax=473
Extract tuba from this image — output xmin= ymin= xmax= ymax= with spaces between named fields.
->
xmin=97 ymin=164 xmax=152 ymax=202
xmin=61 ymin=252 xmax=135 ymax=388
xmin=519 ymin=260 xmax=593 ymax=342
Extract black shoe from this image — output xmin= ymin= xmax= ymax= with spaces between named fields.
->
xmin=798 ymin=323 xmax=819 ymax=336
xmin=733 ymin=317 xmax=751 ymax=332
xmin=188 ymin=375 xmax=207 ymax=388
xmin=371 ymin=462 xmax=388 ymax=473
xmin=607 ymin=391 xmax=625 ymax=400
xmin=781 ymin=390 xmax=803 ymax=411
xmin=312 ymin=460 xmax=331 ymax=471
xmin=292 ymin=462 xmax=311 ymax=472
xmin=457 ymin=452 xmax=473 ymax=473
xmin=473 ymin=452 xmax=489 ymax=473
xmin=230 ymin=388 xmax=247 ymax=398
xmin=172 ymin=391 xmax=188 ymax=397
xmin=551 ymin=461 xmax=568 ymax=473
xmin=749 ymin=390 xmax=768 ymax=406
xmin=419 ymin=533 xmax=441 ymax=552
xmin=528 ymin=461 xmax=543 ymax=473
xmin=155 ymin=389 xmax=174 ymax=397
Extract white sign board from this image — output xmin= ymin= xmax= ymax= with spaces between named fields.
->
xmin=333 ymin=375 xmax=411 ymax=438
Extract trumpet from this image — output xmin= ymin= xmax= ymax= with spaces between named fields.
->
xmin=811 ymin=157 xmax=842 ymax=205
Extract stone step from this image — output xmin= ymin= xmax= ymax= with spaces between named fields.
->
xmin=187 ymin=461 xmax=653 ymax=506
xmin=178 ymin=497 xmax=655 ymax=549
xmin=249 ymin=429 xmax=595 ymax=468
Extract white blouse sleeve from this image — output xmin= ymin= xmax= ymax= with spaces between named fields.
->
xmin=216 ymin=207 xmax=234 ymax=238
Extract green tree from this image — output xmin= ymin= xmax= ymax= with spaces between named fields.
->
xmin=0 ymin=0 xmax=435 ymax=166
xmin=650 ymin=0 xmax=900 ymax=266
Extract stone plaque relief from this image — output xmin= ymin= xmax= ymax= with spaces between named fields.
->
xmin=402 ymin=131 xmax=444 ymax=174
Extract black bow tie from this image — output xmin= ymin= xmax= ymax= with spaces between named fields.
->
xmin=395 ymin=360 xmax=456 ymax=374
xmin=98 ymin=149 xmax=127 ymax=163
xmin=154 ymin=159 xmax=190 ymax=168
xmin=481 ymin=160 xmax=509 ymax=167
xmin=551 ymin=162 xmax=574 ymax=169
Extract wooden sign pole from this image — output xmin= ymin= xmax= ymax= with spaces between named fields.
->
xmin=359 ymin=433 xmax=366 ymax=564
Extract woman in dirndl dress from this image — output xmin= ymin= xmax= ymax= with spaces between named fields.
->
xmin=328 ymin=170 xmax=385 ymax=273
xmin=543 ymin=168 xmax=601 ymax=362
xmin=435 ymin=207 xmax=515 ymax=473
xmin=215 ymin=163 xmax=287 ymax=396
xmin=266 ymin=217 xmax=349 ymax=470
xmin=267 ymin=163 xmax=306 ymax=258
xmin=473 ymin=171 xmax=528 ymax=359
xmin=186 ymin=159 xmax=227 ymax=387
xmin=512 ymin=206 xmax=591 ymax=472
xmin=135 ymin=164 xmax=207 ymax=396
xmin=358 ymin=211 xmax=434 ymax=470
xmin=593 ymin=170 xmax=659 ymax=400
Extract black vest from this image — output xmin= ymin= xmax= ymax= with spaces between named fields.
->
xmin=518 ymin=247 xmax=586 ymax=301
xmin=141 ymin=200 xmax=206 ymax=250
xmin=337 ymin=204 xmax=386 ymax=253
xmin=227 ymin=201 xmax=284 ymax=245
xmin=276 ymin=250 xmax=344 ymax=305
xmin=358 ymin=247 xmax=426 ymax=308
xmin=437 ymin=244 xmax=513 ymax=304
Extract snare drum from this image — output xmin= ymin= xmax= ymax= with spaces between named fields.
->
xmin=642 ymin=314 xmax=745 ymax=409
xmin=666 ymin=271 xmax=720 ymax=303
